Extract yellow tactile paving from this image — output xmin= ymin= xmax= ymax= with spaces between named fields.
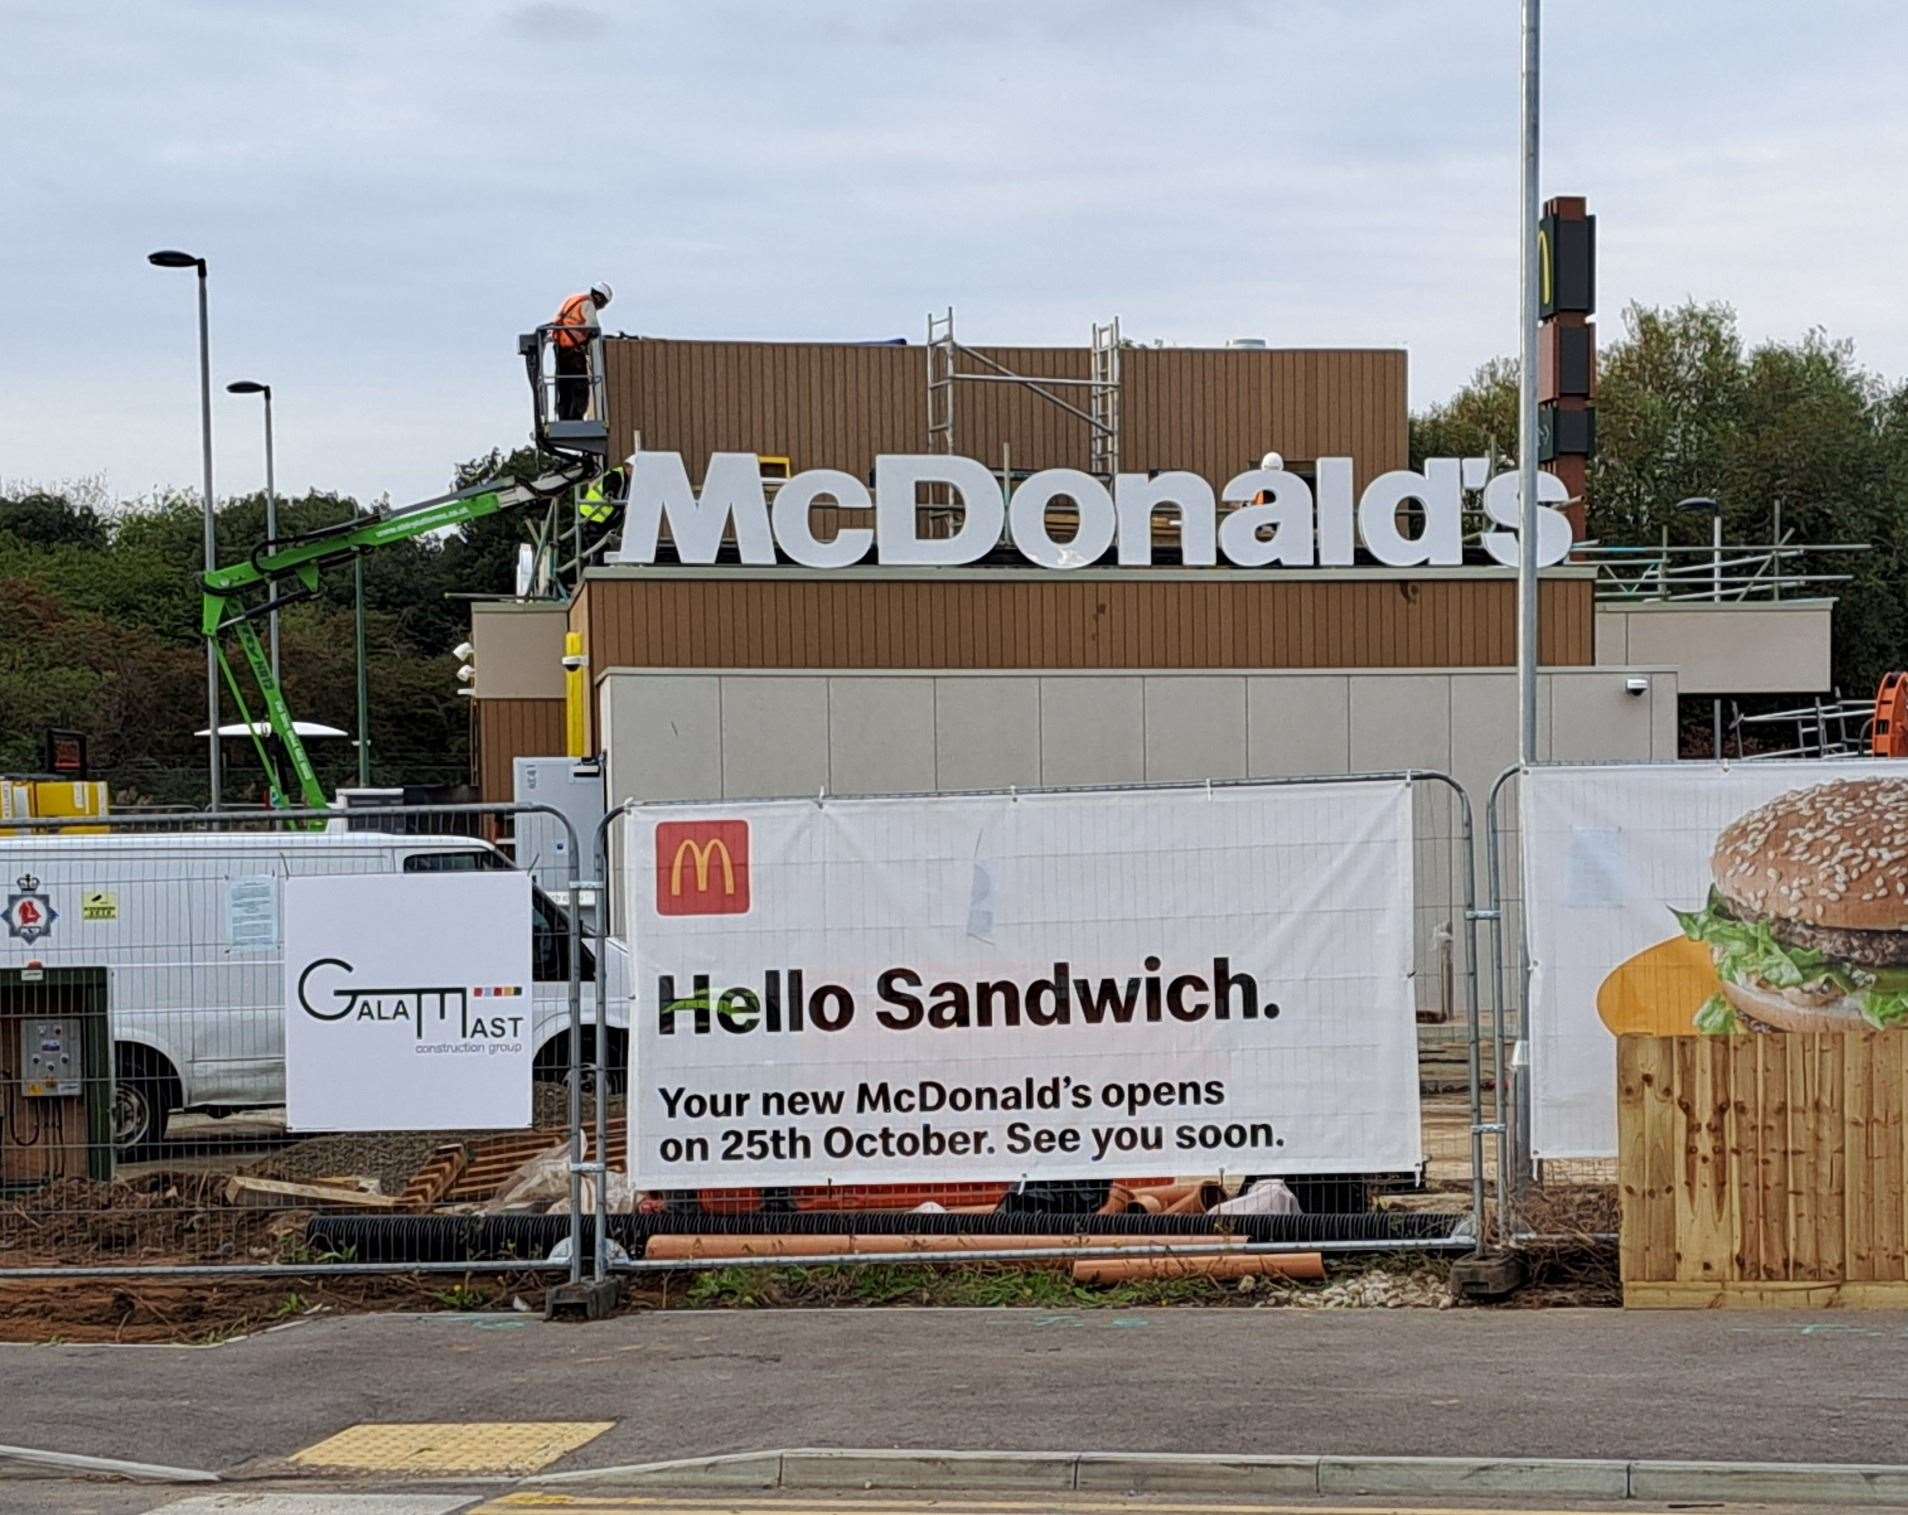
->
xmin=289 ymin=1419 xmax=613 ymax=1475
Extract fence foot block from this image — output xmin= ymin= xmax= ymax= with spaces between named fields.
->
xmin=1448 ymin=1252 xmax=1524 ymax=1300
xmin=545 ymin=1277 xmax=621 ymax=1322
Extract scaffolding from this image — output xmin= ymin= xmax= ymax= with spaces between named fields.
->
xmin=925 ymin=306 xmax=1123 ymax=481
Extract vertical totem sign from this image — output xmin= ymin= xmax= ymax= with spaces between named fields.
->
xmin=1538 ymin=194 xmax=1596 ymax=541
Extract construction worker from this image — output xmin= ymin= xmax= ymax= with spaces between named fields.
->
xmin=578 ymin=466 xmax=622 ymax=526
xmin=552 ymin=282 xmax=613 ymax=421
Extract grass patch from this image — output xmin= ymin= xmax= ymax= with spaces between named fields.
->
xmin=676 ymin=1263 xmax=1255 ymax=1310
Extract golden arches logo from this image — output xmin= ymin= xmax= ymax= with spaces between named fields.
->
xmin=655 ymin=819 xmax=751 ymax=916
xmin=670 ymin=837 xmax=736 ymax=897
xmin=1538 ymin=225 xmax=1553 ymax=310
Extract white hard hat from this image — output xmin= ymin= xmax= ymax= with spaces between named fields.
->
xmin=590 ymin=281 xmax=614 ymax=306
xmin=1260 ymin=450 xmax=1285 ymax=471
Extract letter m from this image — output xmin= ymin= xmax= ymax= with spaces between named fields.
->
xmin=655 ymin=820 xmax=752 ymax=917
xmin=607 ymin=451 xmax=775 ymax=565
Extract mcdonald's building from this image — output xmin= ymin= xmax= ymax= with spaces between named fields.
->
xmin=471 ymin=325 xmax=1837 ymax=826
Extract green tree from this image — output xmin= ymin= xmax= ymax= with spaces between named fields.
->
xmin=1413 ymin=300 xmax=1908 ymax=698
xmin=1409 ymin=356 xmax=1519 ymax=467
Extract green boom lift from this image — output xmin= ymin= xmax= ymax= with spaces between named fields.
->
xmin=198 ymin=322 xmax=611 ymax=816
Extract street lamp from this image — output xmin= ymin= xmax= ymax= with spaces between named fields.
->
xmin=1679 ymin=497 xmax=1725 ymax=757
xmin=148 ymin=248 xmax=221 ymax=809
xmin=225 ymin=381 xmax=279 ymax=687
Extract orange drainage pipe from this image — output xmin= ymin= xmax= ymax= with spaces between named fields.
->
xmin=1072 ymin=1253 xmax=1325 ymax=1285
xmin=644 ymin=1233 xmax=1248 ymax=1261
xmin=1162 ymin=1182 xmax=1226 ymax=1216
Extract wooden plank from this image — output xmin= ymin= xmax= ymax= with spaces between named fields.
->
xmin=1728 ymin=1034 xmax=1762 ymax=1280
xmin=1845 ymin=1033 xmax=1876 ymax=1280
xmin=399 ymin=1143 xmax=471 ymax=1211
xmin=1617 ymin=1036 xmax=1651 ymax=1283
xmin=1674 ymin=1036 xmax=1733 ymax=1282
xmin=1788 ymin=1035 xmax=1815 ymax=1278
xmin=225 ymin=1176 xmax=406 ymax=1210
xmin=1817 ymin=1034 xmax=1846 ymax=1282
xmin=1882 ymin=1034 xmax=1908 ymax=1280
xmin=1629 ymin=1037 xmax=1678 ymax=1281
xmin=1627 ymin=1279 xmax=1908 ymax=1310
xmin=1759 ymin=1035 xmax=1792 ymax=1279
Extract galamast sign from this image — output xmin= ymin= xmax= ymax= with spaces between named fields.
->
xmin=607 ymin=451 xmax=1575 ymax=571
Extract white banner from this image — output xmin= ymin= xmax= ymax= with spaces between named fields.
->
xmin=284 ymin=872 xmax=533 ymax=1130
xmin=1522 ymin=761 xmax=1908 ymax=1158
xmin=627 ymin=782 xmax=1421 ymax=1188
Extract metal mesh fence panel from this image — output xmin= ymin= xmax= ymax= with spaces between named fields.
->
xmin=0 ymin=803 xmax=594 ymax=1278
xmin=1485 ymin=756 xmax=1908 ymax=1247
xmin=584 ymin=773 xmax=1485 ymax=1270
xmin=2 ymin=776 xmax=1494 ymax=1283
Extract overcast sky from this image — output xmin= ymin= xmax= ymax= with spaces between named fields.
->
xmin=5 ymin=1 xmax=1905 ymax=508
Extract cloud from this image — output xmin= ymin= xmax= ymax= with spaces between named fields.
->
xmin=3 ymin=0 xmax=1905 ymax=509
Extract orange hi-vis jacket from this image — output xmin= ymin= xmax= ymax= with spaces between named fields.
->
xmin=553 ymin=292 xmax=597 ymax=350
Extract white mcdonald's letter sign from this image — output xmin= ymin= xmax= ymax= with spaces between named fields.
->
xmin=607 ymin=452 xmax=1575 ymax=571
xmin=627 ymin=783 xmax=1423 ymax=1189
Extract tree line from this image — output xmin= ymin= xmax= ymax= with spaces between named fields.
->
xmin=0 ymin=448 xmax=539 ymax=807
xmin=1412 ymin=300 xmax=1908 ymax=703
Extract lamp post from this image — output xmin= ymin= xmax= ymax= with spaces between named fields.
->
xmin=355 ymin=534 xmax=371 ymax=787
xmin=1515 ymin=0 xmax=1542 ymax=768
xmin=1679 ymin=497 xmax=1725 ymax=757
xmin=148 ymin=249 xmax=221 ymax=809
xmin=225 ymin=381 xmax=278 ymax=686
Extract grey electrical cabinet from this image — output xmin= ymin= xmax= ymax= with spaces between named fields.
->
xmin=511 ymin=757 xmax=607 ymax=875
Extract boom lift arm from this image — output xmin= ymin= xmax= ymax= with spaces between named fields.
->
xmin=199 ymin=462 xmax=596 ymax=815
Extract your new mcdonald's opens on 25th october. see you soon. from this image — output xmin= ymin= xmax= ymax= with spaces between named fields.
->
xmin=606 ymin=451 xmax=1577 ymax=570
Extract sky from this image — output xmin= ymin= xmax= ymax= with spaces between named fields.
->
xmin=5 ymin=0 xmax=1907 ymax=509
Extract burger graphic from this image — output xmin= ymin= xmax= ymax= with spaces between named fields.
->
xmin=1674 ymin=777 xmax=1908 ymax=1034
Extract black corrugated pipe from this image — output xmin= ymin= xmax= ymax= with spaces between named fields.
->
xmin=305 ymin=1208 xmax=1466 ymax=1266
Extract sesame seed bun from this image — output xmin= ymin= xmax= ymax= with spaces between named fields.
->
xmin=1711 ymin=777 xmax=1908 ymax=935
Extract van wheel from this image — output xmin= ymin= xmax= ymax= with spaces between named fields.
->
xmin=533 ymin=1029 xmax=629 ymax=1100
xmin=113 ymin=1050 xmax=177 ymax=1158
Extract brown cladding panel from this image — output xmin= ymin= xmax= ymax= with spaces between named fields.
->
xmin=604 ymin=340 xmax=1406 ymax=491
xmin=474 ymin=697 xmax=567 ymax=802
xmin=577 ymin=573 xmax=1594 ymax=674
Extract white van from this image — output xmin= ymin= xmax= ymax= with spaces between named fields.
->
xmin=0 ymin=830 xmax=629 ymax=1151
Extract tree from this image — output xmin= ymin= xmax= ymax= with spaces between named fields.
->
xmin=1413 ymin=300 xmax=1908 ymax=701
xmin=1409 ymin=357 xmax=1519 ymax=468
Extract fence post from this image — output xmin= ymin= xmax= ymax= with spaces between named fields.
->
xmin=590 ymin=804 xmax=628 ymax=1286
xmin=1486 ymin=765 xmax=1527 ymax=1240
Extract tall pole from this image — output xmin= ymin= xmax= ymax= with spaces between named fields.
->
xmin=1516 ymin=0 xmax=1542 ymax=766
xmin=263 ymin=387 xmax=280 ymax=686
xmin=1712 ymin=510 xmax=1724 ymax=758
xmin=195 ymin=263 xmax=223 ymax=810
xmin=354 ymin=547 xmax=371 ymax=787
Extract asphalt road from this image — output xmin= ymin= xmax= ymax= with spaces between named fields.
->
xmin=11 ymin=1490 xmax=1908 ymax=1515
xmin=2 ymin=1307 xmax=1906 ymax=1480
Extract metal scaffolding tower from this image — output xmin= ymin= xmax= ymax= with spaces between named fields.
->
xmin=925 ymin=307 xmax=1122 ymax=480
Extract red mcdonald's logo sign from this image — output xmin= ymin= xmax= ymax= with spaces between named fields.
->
xmin=654 ymin=820 xmax=751 ymax=917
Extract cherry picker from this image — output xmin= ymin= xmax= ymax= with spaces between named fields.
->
xmin=198 ymin=322 xmax=611 ymax=815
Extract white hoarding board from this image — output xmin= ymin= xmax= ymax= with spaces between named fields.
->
xmin=627 ymin=782 xmax=1421 ymax=1189
xmin=1522 ymin=761 xmax=1908 ymax=1159
xmin=284 ymin=871 xmax=533 ymax=1131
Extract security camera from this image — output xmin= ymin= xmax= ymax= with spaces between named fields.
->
xmin=560 ymin=653 xmax=587 ymax=671
xmin=1624 ymin=677 xmax=1650 ymax=697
